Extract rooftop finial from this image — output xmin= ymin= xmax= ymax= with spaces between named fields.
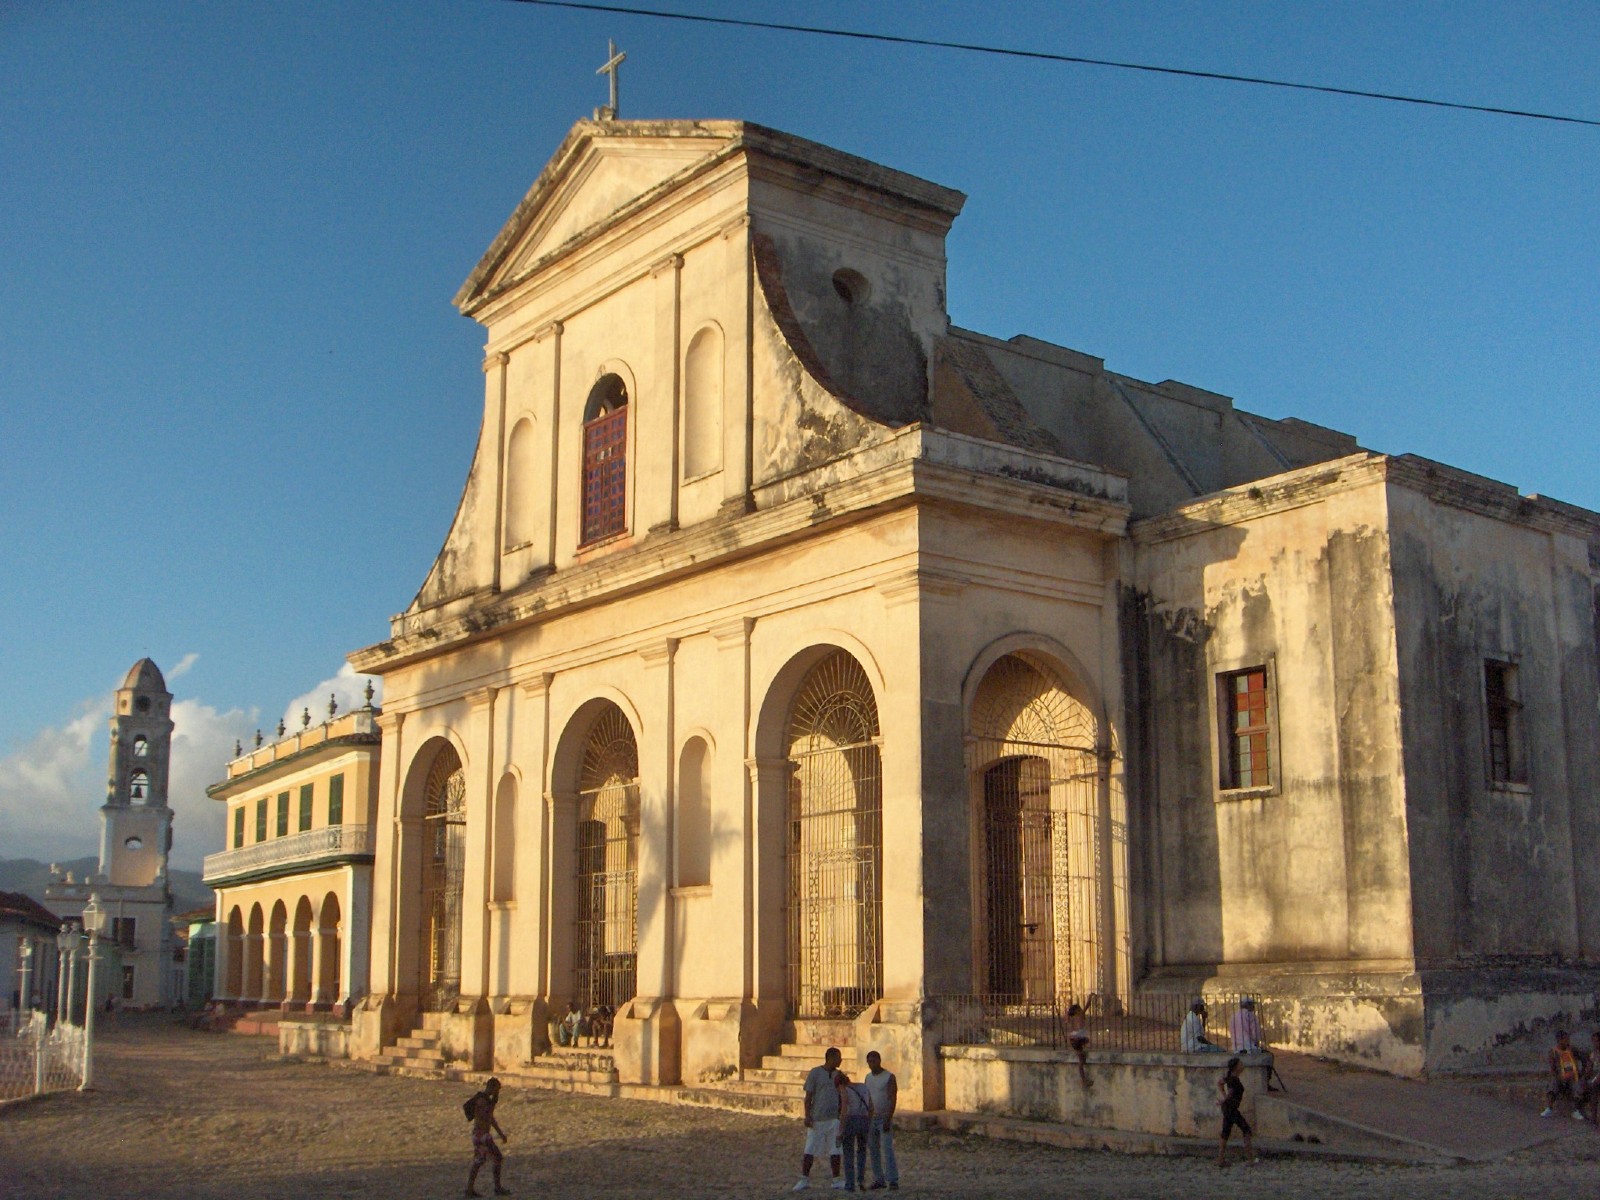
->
xmin=301 ymin=707 xmax=311 ymax=730
xmin=595 ymin=39 xmax=625 ymax=120
xmin=364 ymin=679 xmax=376 ymax=709
xmin=328 ymin=693 xmax=338 ymax=720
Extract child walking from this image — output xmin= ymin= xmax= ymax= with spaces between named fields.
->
xmin=1216 ymin=1057 xmax=1257 ymax=1168
xmin=466 ymin=1077 xmax=511 ymax=1197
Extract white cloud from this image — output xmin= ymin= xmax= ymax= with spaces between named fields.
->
xmin=281 ymin=664 xmax=382 ymax=733
xmin=168 ymin=652 xmax=201 ymax=680
xmin=167 ymin=698 xmax=257 ymax=870
xmin=0 ymin=693 xmax=112 ymax=865
xmin=0 ymin=689 xmax=256 ymax=873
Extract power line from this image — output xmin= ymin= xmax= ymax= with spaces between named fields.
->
xmin=501 ymin=0 xmax=1600 ymax=129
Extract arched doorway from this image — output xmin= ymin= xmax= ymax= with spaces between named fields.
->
xmin=574 ymin=704 xmax=639 ymax=1009
xmin=786 ymin=649 xmax=882 ymax=1018
xmin=969 ymin=653 xmax=1103 ymax=1004
xmin=420 ymin=744 xmax=467 ymax=1011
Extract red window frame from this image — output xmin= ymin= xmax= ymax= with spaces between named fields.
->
xmin=1220 ymin=667 xmax=1271 ymax=790
xmin=581 ymin=405 xmax=628 ymax=545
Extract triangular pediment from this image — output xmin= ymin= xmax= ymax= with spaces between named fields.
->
xmin=456 ymin=120 xmax=743 ymax=313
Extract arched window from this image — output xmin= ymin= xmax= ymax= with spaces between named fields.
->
xmin=683 ymin=327 xmax=723 ymax=478
xmin=492 ymin=775 xmax=517 ymax=903
xmin=786 ymin=650 xmax=882 ymax=1018
xmin=581 ymin=374 xmax=629 ymax=544
xmin=129 ymin=770 xmax=150 ymax=803
xmin=504 ymin=416 xmax=537 ymax=548
xmin=132 ymin=736 xmax=149 ymax=758
xmin=676 ymin=737 xmax=712 ymax=887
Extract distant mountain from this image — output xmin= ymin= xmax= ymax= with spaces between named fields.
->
xmin=0 ymin=857 xmax=214 ymax=919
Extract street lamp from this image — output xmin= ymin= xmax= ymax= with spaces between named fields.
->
xmin=18 ymin=939 xmax=33 ymax=1028
xmin=81 ymin=894 xmax=106 ymax=1091
xmin=56 ymin=924 xmax=75 ymax=1024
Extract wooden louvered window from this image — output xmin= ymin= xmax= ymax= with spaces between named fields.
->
xmin=581 ymin=374 xmax=630 ymax=545
xmin=1219 ymin=667 xmax=1271 ymax=790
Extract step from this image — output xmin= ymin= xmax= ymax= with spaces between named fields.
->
xmin=677 ymin=1085 xmax=804 ymax=1117
xmin=396 ymin=1033 xmax=442 ymax=1050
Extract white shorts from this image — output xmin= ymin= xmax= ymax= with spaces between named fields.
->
xmin=804 ymin=1118 xmax=840 ymax=1157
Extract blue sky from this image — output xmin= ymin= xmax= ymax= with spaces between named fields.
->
xmin=2 ymin=1 xmax=1596 ymax=867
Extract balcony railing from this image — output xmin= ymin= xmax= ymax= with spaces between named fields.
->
xmin=222 ymin=708 xmax=380 ymax=780
xmin=203 ymin=823 xmax=375 ymax=884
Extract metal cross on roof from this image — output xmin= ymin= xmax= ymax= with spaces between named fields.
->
xmin=595 ymin=39 xmax=626 ymax=120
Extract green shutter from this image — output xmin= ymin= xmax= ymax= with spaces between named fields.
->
xmin=328 ymin=773 xmax=344 ymax=826
xmin=255 ymin=798 xmax=267 ymax=842
xmin=233 ymin=807 xmax=245 ymax=849
xmin=276 ymin=791 xmax=289 ymax=837
xmin=299 ymin=783 xmax=313 ymax=832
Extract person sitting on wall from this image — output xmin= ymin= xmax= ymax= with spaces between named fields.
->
xmin=586 ymin=1004 xmax=614 ymax=1048
xmin=553 ymin=1001 xmax=584 ymax=1047
xmin=1543 ymin=1029 xmax=1588 ymax=1119
xmin=1229 ymin=997 xmax=1263 ymax=1053
xmin=1182 ymin=999 xmax=1225 ymax=1053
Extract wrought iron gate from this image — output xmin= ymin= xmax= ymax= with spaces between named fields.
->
xmin=786 ymin=651 xmax=882 ymax=1018
xmin=982 ymin=756 xmax=1056 ymax=1001
xmin=421 ymin=745 xmax=467 ymax=1011
xmin=970 ymin=654 xmax=1104 ymax=1004
xmin=574 ymin=705 xmax=639 ymax=1010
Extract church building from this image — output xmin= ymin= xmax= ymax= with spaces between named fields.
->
xmin=348 ymin=117 xmax=1600 ymax=1097
xmin=48 ymin=658 xmax=179 ymax=1009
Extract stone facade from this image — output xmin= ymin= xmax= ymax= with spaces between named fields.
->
xmin=344 ymin=118 xmax=1600 ymax=1087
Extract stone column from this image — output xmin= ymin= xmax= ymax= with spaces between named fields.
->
xmin=285 ymin=929 xmax=310 ymax=1010
xmin=462 ymin=686 xmax=499 ymax=1004
xmin=309 ymin=923 xmax=330 ymax=1009
xmin=647 ymin=252 xmax=683 ymax=535
xmin=544 ymin=791 xmax=577 ymax=1018
xmin=538 ymin=320 xmax=565 ymax=568
xmin=484 ymin=351 xmax=510 ymax=591
xmin=719 ymin=214 xmax=753 ymax=515
xmin=242 ymin=932 xmax=264 ymax=1006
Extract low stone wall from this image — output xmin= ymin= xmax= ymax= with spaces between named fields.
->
xmin=280 ymin=1015 xmax=352 ymax=1059
xmin=941 ymin=1044 xmax=1272 ymax=1137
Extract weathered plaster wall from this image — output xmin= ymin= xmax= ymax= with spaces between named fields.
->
xmin=1388 ymin=475 xmax=1600 ymax=965
xmin=1128 ymin=465 xmax=1413 ymax=977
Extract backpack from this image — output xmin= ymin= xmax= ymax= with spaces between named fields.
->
xmin=463 ymin=1092 xmax=481 ymax=1121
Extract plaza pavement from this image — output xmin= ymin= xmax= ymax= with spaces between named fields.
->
xmin=2 ymin=1015 xmax=1596 ymax=1199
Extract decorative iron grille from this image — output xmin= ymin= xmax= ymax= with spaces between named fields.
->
xmin=970 ymin=653 xmax=1103 ymax=1003
xmin=581 ymin=405 xmax=628 ymax=544
xmin=575 ymin=705 xmax=639 ymax=1010
xmin=421 ymin=745 xmax=467 ymax=1011
xmin=786 ymin=651 xmax=883 ymax=1018
xmin=930 ymin=991 xmax=1277 ymax=1054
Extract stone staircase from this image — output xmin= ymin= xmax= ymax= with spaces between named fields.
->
xmin=501 ymin=1047 xmax=620 ymax=1097
xmin=369 ymin=1013 xmax=449 ymax=1076
xmin=679 ymin=1027 xmax=860 ymax=1116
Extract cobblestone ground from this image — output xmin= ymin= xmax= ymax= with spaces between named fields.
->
xmin=3 ymin=1016 xmax=1598 ymax=1200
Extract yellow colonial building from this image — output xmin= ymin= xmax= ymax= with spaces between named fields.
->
xmin=204 ymin=696 xmax=380 ymax=1015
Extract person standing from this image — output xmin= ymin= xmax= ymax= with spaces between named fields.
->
xmin=1542 ymin=1030 xmax=1587 ymax=1119
xmin=1216 ymin=1057 xmax=1257 ymax=1168
xmin=794 ymin=1047 xmax=844 ymax=1191
xmin=835 ymin=1070 xmax=872 ymax=1191
xmin=465 ymin=1077 xmax=511 ymax=1197
xmin=863 ymin=1050 xmax=899 ymax=1190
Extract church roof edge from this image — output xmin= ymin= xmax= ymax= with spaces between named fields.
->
xmin=454 ymin=118 xmax=965 ymax=313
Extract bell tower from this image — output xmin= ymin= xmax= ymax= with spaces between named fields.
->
xmin=100 ymin=658 xmax=174 ymax=888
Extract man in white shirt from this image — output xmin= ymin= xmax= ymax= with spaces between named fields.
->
xmin=794 ymin=1047 xmax=844 ymax=1191
xmin=863 ymin=1050 xmax=899 ymax=1190
xmin=1181 ymin=999 xmax=1224 ymax=1053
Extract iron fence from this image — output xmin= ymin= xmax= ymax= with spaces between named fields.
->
xmin=929 ymin=991 xmax=1279 ymax=1054
xmin=0 ymin=1012 xmax=86 ymax=1101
